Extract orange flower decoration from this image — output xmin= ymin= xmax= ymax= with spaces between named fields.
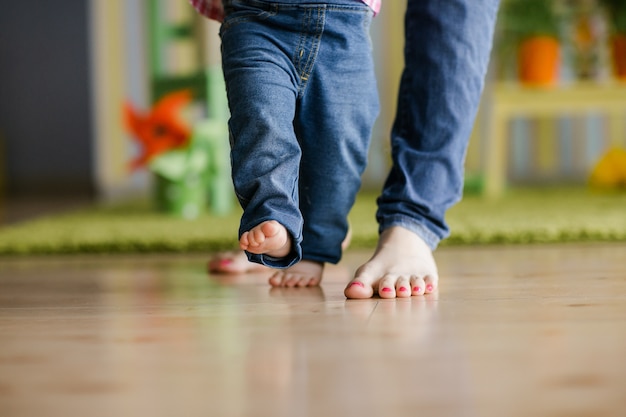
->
xmin=124 ymin=90 xmax=192 ymax=170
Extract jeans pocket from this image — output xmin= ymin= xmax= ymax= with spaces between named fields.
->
xmin=220 ymin=0 xmax=277 ymax=33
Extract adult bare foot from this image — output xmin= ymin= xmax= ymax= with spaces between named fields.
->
xmin=207 ymin=251 xmax=268 ymax=274
xmin=344 ymin=226 xmax=439 ymax=299
xmin=268 ymin=260 xmax=324 ymax=288
xmin=240 ymin=220 xmax=291 ymax=258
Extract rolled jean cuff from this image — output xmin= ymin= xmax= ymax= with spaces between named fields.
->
xmin=378 ymin=215 xmax=441 ymax=250
xmin=246 ymin=246 xmax=301 ymax=269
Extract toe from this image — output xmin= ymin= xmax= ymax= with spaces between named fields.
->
xmin=378 ymin=275 xmax=397 ymax=299
xmin=261 ymin=220 xmax=280 ymax=237
xmin=208 ymin=252 xmax=251 ymax=274
xmin=239 ymin=232 xmax=250 ymax=249
xmin=395 ymin=277 xmax=411 ymax=298
xmin=281 ymin=273 xmax=307 ymax=288
xmin=289 ymin=274 xmax=318 ymax=287
xmin=283 ymin=275 xmax=300 ymax=288
xmin=410 ymin=275 xmax=426 ymax=296
xmin=424 ymin=274 xmax=438 ymax=294
xmin=344 ymin=280 xmax=374 ymax=299
xmin=306 ymin=277 xmax=321 ymax=287
xmin=208 ymin=258 xmax=234 ymax=273
xmin=251 ymin=228 xmax=266 ymax=246
xmin=268 ymin=272 xmax=285 ymax=287
xmin=295 ymin=276 xmax=308 ymax=287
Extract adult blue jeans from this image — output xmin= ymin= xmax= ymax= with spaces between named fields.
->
xmin=219 ymin=0 xmax=379 ymax=268
xmin=377 ymin=0 xmax=500 ymax=249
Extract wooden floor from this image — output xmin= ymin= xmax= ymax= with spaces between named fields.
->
xmin=1 ymin=243 xmax=625 ymax=417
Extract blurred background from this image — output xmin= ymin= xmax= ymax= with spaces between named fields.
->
xmin=1 ymin=0 xmax=625 ymax=223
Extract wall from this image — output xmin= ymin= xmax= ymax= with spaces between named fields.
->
xmin=0 ymin=1 xmax=93 ymax=196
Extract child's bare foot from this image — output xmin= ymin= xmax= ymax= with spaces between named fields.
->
xmin=240 ymin=220 xmax=291 ymax=258
xmin=268 ymin=260 xmax=324 ymax=287
xmin=344 ymin=226 xmax=439 ymax=299
xmin=208 ymin=251 xmax=268 ymax=274
xmin=266 ymin=227 xmax=351 ymax=287
xmin=209 ymin=226 xmax=352 ymax=274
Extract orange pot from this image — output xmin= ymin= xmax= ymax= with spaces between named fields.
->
xmin=518 ymin=36 xmax=560 ymax=86
xmin=611 ymin=34 xmax=626 ymax=81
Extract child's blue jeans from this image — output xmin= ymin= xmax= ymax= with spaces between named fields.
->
xmin=219 ymin=0 xmax=379 ymax=268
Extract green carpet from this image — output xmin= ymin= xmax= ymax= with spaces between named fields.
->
xmin=0 ymin=187 xmax=625 ymax=255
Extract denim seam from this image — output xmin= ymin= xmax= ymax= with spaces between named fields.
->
xmin=294 ymin=6 xmax=325 ymax=97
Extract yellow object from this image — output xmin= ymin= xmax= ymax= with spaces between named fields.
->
xmin=589 ymin=148 xmax=626 ymax=189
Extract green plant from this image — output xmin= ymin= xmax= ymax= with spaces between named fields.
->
xmin=499 ymin=0 xmax=561 ymax=44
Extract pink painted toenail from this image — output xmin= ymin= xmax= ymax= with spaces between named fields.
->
xmin=349 ymin=281 xmax=364 ymax=288
xmin=413 ymin=286 xmax=421 ymax=293
xmin=381 ymin=287 xmax=392 ymax=293
xmin=399 ymin=286 xmax=407 ymax=292
xmin=219 ymin=260 xmax=233 ymax=266
xmin=426 ymin=284 xmax=434 ymax=292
